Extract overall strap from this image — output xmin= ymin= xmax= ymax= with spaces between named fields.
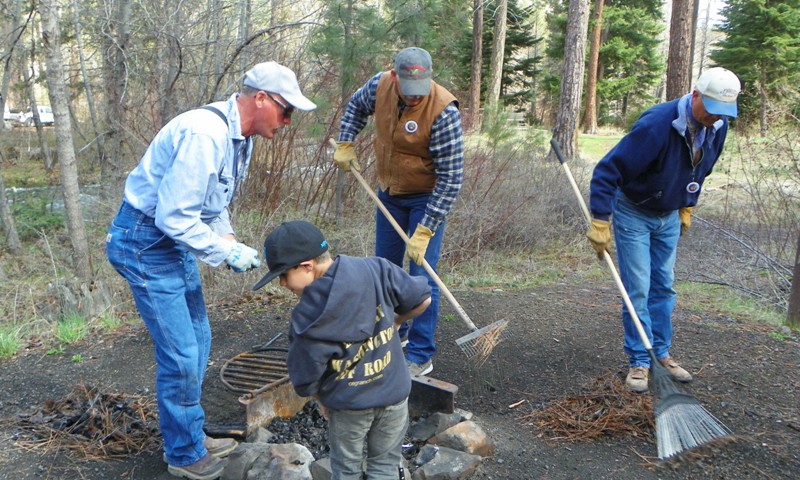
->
xmin=199 ymin=105 xmax=228 ymax=126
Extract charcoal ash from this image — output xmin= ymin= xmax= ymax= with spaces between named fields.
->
xmin=266 ymin=401 xmax=329 ymax=459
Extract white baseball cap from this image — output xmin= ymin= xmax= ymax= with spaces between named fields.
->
xmin=243 ymin=62 xmax=317 ymax=111
xmin=695 ymin=67 xmax=741 ymax=118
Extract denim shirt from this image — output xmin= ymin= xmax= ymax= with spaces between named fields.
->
xmin=123 ymin=93 xmax=252 ymax=266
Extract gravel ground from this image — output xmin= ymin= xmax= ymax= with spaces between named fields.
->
xmin=0 ymin=279 xmax=798 ymax=479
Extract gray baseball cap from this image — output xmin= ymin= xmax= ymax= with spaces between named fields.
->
xmin=243 ymin=62 xmax=317 ymax=111
xmin=394 ymin=47 xmax=433 ymax=97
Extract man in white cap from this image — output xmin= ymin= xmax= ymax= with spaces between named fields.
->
xmin=587 ymin=67 xmax=741 ymax=392
xmin=106 ymin=62 xmax=315 ymax=480
xmin=332 ymin=47 xmax=464 ymax=378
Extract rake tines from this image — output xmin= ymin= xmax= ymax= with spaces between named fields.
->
xmin=650 ymin=356 xmax=732 ymax=459
xmin=455 ymin=319 xmax=509 ymax=365
xmin=655 ymin=393 xmax=731 ymax=459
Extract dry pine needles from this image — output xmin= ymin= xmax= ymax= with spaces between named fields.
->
xmin=525 ymin=373 xmax=655 ymax=442
xmin=5 ymin=384 xmax=160 ymax=458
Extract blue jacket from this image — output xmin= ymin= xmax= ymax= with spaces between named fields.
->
xmin=590 ymin=94 xmax=729 ymax=220
xmin=286 ymin=255 xmax=431 ymax=410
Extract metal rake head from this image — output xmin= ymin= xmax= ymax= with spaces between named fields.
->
xmin=456 ymin=319 xmax=509 ymax=365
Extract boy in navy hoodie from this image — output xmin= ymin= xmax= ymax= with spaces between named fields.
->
xmin=253 ymin=221 xmax=431 ymax=480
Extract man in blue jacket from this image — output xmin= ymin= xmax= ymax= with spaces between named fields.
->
xmin=587 ymin=67 xmax=741 ymax=392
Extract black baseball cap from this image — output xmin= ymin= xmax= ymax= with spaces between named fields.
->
xmin=252 ymin=221 xmax=329 ymax=291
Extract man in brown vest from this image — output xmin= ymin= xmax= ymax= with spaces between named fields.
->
xmin=333 ymin=47 xmax=464 ymax=377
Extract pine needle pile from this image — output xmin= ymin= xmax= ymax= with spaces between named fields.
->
xmin=524 ymin=373 xmax=655 ymax=441
xmin=6 ymin=384 xmax=160 ymax=458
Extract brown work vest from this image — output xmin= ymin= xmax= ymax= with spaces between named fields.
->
xmin=374 ymin=72 xmax=457 ymax=195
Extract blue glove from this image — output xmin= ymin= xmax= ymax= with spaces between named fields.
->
xmin=224 ymin=242 xmax=261 ymax=272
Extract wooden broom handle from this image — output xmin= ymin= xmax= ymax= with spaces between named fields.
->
xmin=550 ymin=138 xmax=653 ymax=350
xmin=328 ymin=138 xmax=478 ymax=331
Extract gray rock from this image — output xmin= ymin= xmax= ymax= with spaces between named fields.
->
xmin=410 ymin=445 xmax=482 ymax=480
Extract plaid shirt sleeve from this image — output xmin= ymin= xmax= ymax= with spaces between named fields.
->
xmin=338 ymin=73 xmax=464 ymax=231
xmin=422 ymin=103 xmax=464 ymax=231
xmin=338 ymin=73 xmax=381 ymax=142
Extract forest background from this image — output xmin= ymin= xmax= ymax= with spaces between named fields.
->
xmin=0 ymin=0 xmax=798 ymax=358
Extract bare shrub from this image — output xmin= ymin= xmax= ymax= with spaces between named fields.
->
xmin=445 ymin=130 xmax=590 ymax=267
xmin=676 ymin=128 xmax=800 ymax=311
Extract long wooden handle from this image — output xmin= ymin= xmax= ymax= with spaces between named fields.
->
xmin=328 ymin=138 xmax=479 ymax=331
xmin=550 ymin=138 xmax=652 ymax=350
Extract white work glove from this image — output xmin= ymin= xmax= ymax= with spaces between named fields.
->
xmin=224 ymin=241 xmax=261 ymax=272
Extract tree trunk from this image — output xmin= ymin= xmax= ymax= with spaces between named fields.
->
xmin=72 ymin=0 xmax=105 ymax=170
xmin=101 ymin=0 xmax=132 ymax=200
xmin=467 ymin=0 xmax=483 ymax=132
xmin=666 ymin=0 xmax=696 ymax=101
xmin=550 ymin=0 xmax=589 ymax=162
xmin=485 ymin=0 xmax=507 ymax=111
xmin=22 ymin=29 xmax=55 ymax=170
xmin=787 ymin=230 xmax=800 ymax=328
xmin=334 ymin=0 xmax=356 ymax=225
xmin=40 ymin=0 xmax=92 ymax=281
xmin=581 ymin=0 xmax=604 ymax=135
xmin=759 ymin=67 xmax=768 ymax=133
xmin=0 ymin=168 xmax=22 ymax=253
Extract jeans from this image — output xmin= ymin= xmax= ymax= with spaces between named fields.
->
xmin=375 ymin=188 xmax=443 ymax=365
xmin=327 ymin=398 xmax=409 ymax=480
xmin=106 ymin=201 xmax=210 ymax=467
xmin=612 ymin=191 xmax=680 ymax=367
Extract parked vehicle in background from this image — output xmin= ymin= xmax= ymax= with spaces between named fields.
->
xmin=20 ymin=105 xmax=54 ymax=126
xmin=4 ymin=105 xmax=19 ymax=123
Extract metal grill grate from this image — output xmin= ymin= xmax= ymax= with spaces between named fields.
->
xmin=219 ymin=347 xmax=290 ymax=395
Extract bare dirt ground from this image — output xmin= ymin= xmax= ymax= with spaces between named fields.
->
xmin=0 ymin=278 xmax=798 ymax=479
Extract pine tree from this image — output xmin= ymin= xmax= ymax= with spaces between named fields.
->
xmin=711 ymin=0 xmax=800 ymax=131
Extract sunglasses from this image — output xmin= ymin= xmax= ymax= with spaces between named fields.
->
xmin=267 ymin=93 xmax=294 ymax=119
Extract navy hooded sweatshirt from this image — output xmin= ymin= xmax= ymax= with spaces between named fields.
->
xmin=286 ymin=255 xmax=431 ymax=410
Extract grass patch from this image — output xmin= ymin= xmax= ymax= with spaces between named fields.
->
xmin=97 ymin=314 xmax=124 ymax=332
xmin=55 ymin=312 xmax=88 ymax=344
xmin=0 ymin=326 xmax=22 ymax=359
xmin=578 ymin=134 xmax=621 ymax=163
xmin=676 ymin=282 xmax=785 ymax=326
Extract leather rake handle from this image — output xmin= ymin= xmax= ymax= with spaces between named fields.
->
xmin=328 ymin=138 xmax=479 ymax=332
xmin=550 ymin=138 xmax=653 ymax=350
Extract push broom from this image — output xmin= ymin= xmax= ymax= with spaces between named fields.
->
xmin=328 ymin=139 xmax=508 ymax=364
xmin=550 ymin=138 xmax=731 ymax=459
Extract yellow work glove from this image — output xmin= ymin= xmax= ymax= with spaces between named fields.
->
xmin=586 ymin=219 xmax=611 ymax=260
xmin=406 ymin=224 xmax=434 ymax=265
xmin=333 ymin=141 xmax=361 ymax=172
xmin=679 ymin=206 xmax=694 ymax=236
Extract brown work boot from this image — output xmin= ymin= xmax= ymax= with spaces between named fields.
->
xmin=625 ymin=366 xmax=649 ymax=393
xmin=658 ymin=357 xmax=693 ymax=383
xmin=167 ymin=453 xmax=228 ymax=480
xmin=167 ymin=453 xmax=226 ymax=480
xmin=163 ymin=437 xmax=238 ymax=463
xmin=204 ymin=436 xmax=238 ymax=458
